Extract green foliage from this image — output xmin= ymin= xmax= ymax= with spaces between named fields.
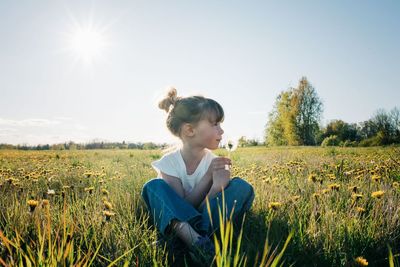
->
xmin=1 ymin=147 xmax=400 ymax=266
xmin=265 ymin=77 xmax=323 ymax=146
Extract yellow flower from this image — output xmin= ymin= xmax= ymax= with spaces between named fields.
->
xmin=355 ymin=256 xmax=368 ymax=266
xmin=348 ymin=185 xmax=358 ymax=193
xmin=393 ymin=182 xmax=399 ymax=188
xmin=103 ymin=201 xmax=113 ymax=210
xmin=27 ymin=199 xmax=39 ymax=212
xmin=371 ymin=190 xmax=385 ymax=199
xmin=101 ymin=188 xmax=109 ymax=196
xmin=355 ymin=207 xmax=366 ymax=213
xmin=308 ymin=174 xmax=317 ymax=183
xmin=321 ymin=189 xmax=330 ymax=194
xmin=268 ymin=202 xmax=282 ymax=210
xmin=312 ymin=193 xmax=320 ymax=199
xmin=371 ymin=175 xmax=381 ymax=182
xmin=103 ymin=210 xmax=116 ymax=221
xmin=352 ymin=193 xmax=363 ymax=201
xmin=42 ymin=199 xmax=50 ymax=207
xmin=291 ymin=195 xmax=300 ymax=202
xmin=328 ymin=183 xmax=340 ymax=191
xmin=84 ymin=187 xmax=95 ymax=194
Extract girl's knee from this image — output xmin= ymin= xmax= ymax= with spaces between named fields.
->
xmin=141 ymin=178 xmax=167 ymax=196
xmin=230 ymin=177 xmax=254 ymax=198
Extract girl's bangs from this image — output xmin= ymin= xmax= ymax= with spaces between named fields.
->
xmin=203 ymin=101 xmax=224 ymax=123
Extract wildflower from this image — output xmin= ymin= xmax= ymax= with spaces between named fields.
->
xmin=371 ymin=190 xmax=385 ymax=199
xmin=84 ymin=187 xmax=95 ymax=194
xmin=27 ymin=200 xmax=39 ymax=212
xmin=355 ymin=207 xmax=366 ymax=213
xmin=312 ymin=193 xmax=320 ymax=199
xmin=291 ymin=195 xmax=300 ymax=202
xmin=321 ymin=189 xmax=330 ymax=194
xmin=352 ymin=193 xmax=363 ymax=201
xmin=47 ymin=189 xmax=55 ymax=196
xmin=393 ymin=182 xmax=399 ymax=188
xmin=101 ymin=188 xmax=109 ymax=196
xmin=225 ymin=139 xmax=238 ymax=152
xmin=103 ymin=210 xmax=115 ymax=221
xmin=103 ymin=200 xmax=113 ymax=210
xmin=355 ymin=256 xmax=368 ymax=266
xmin=42 ymin=199 xmax=50 ymax=207
xmin=328 ymin=183 xmax=340 ymax=191
xmin=348 ymin=185 xmax=358 ymax=193
xmin=328 ymin=174 xmax=336 ymax=180
xmin=268 ymin=202 xmax=282 ymax=210
xmin=371 ymin=175 xmax=381 ymax=182
xmin=308 ymin=174 xmax=317 ymax=183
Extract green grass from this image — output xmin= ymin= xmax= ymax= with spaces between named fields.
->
xmin=0 ymin=147 xmax=399 ymax=266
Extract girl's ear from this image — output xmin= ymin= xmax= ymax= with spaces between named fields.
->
xmin=181 ymin=123 xmax=195 ymax=137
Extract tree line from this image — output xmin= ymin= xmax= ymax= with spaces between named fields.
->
xmin=0 ymin=141 xmax=166 ymax=151
xmin=264 ymin=77 xmax=400 ymax=147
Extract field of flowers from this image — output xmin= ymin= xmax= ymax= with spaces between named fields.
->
xmin=0 ymin=146 xmax=399 ymax=266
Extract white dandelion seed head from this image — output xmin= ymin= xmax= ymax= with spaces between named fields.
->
xmin=224 ymin=138 xmax=238 ymax=152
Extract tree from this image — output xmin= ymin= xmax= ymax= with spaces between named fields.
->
xmin=319 ymin=120 xmax=360 ymax=144
xmin=265 ymin=77 xmax=323 ymax=146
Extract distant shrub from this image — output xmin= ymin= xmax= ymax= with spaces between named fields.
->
xmin=321 ymin=135 xmax=340 ymax=147
xmin=340 ymin=140 xmax=358 ymax=147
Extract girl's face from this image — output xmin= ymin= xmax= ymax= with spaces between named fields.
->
xmin=192 ymin=118 xmax=224 ymax=150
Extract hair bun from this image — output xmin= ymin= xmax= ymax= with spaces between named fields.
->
xmin=158 ymin=87 xmax=179 ymax=113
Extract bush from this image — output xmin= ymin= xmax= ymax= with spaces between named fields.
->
xmin=321 ymin=135 xmax=340 ymax=147
xmin=340 ymin=140 xmax=358 ymax=147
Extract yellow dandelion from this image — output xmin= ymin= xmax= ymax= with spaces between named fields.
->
xmin=312 ymin=193 xmax=320 ymax=199
xmin=42 ymin=199 xmax=50 ymax=207
xmin=371 ymin=190 xmax=385 ymax=199
xmin=308 ymin=174 xmax=317 ymax=183
xmin=321 ymin=189 xmax=330 ymax=194
xmin=328 ymin=183 xmax=340 ymax=191
xmin=352 ymin=193 xmax=363 ymax=201
xmin=268 ymin=202 xmax=282 ymax=210
xmin=291 ymin=195 xmax=300 ymax=202
xmin=371 ymin=175 xmax=381 ymax=182
xmin=355 ymin=256 xmax=368 ymax=266
xmin=84 ymin=187 xmax=95 ymax=194
xmin=355 ymin=207 xmax=366 ymax=213
xmin=393 ymin=182 xmax=399 ymax=188
xmin=103 ymin=201 xmax=113 ymax=210
xmin=103 ymin=210 xmax=116 ymax=221
xmin=348 ymin=185 xmax=358 ymax=193
xmin=101 ymin=188 xmax=109 ymax=196
xmin=27 ymin=199 xmax=39 ymax=212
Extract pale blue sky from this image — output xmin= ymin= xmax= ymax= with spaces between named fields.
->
xmin=0 ymin=0 xmax=399 ymax=145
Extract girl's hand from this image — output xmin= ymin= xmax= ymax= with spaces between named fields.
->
xmin=207 ymin=157 xmax=231 ymax=190
xmin=207 ymin=157 xmax=231 ymax=176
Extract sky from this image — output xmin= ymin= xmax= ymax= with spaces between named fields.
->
xmin=0 ymin=0 xmax=399 ymax=146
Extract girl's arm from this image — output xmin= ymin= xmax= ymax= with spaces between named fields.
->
xmin=160 ymin=171 xmax=213 ymax=208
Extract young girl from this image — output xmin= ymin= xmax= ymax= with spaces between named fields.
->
xmin=141 ymin=88 xmax=255 ymax=260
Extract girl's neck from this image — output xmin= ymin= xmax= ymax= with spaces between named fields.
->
xmin=180 ymin=143 xmax=206 ymax=164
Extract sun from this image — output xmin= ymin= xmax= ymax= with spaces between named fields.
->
xmin=65 ymin=22 xmax=110 ymax=66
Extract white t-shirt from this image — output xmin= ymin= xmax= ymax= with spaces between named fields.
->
xmin=151 ymin=149 xmax=217 ymax=195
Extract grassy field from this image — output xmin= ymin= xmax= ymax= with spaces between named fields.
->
xmin=0 ymin=146 xmax=399 ymax=266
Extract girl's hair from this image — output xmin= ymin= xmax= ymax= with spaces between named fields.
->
xmin=158 ymin=87 xmax=224 ymax=137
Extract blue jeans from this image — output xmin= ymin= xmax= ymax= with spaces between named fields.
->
xmin=141 ymin=177 xmax=255 ymax=237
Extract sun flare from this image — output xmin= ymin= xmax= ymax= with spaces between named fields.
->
xmin=66 ymin=23 xmax=109 ymax=66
